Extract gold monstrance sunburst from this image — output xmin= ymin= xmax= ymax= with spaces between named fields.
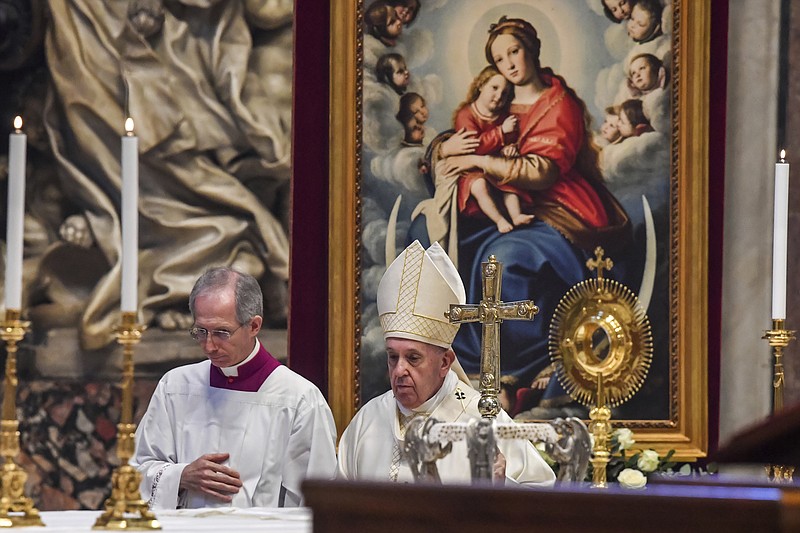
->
xmin=548 ymin=247 xmax=652 ymax=488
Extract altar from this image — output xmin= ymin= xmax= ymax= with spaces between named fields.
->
xmin=26 ymin=508 xmax=311 ymax=532
xmin=303 ymin=479 xmax=800 ymax=533
xmin=11 ymin=477 xmax=800 ymax=533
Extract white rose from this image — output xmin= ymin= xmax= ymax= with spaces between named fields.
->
xmin=534 ymin=442 xmax=557 ymax=467
xmin=614 ymin=428 xmax=635 ymax=450
xmin=618 ymin=468 xmax=647 ymax=489
xmin=637 ymin=449 xmax=660 ymax=473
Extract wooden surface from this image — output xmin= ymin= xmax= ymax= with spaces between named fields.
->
xmin=303 ymin=479 xmax=800 ymax=533
xmin=714 ymin=401 xmax=800 ymax=467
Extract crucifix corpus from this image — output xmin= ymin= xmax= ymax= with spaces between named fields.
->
xmin=446 ymin=255 xmax=538 ymax=418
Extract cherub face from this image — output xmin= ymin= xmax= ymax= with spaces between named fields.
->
xmin=392 ymin=60 xmax=410 ymax=90
xmin=409 ymin=96 xmax=429 ymax=123
xmin=630 ymin=57 xmax=658 ymax=92
xmin=402 ymin=116 xmax=424 ymax=144
xmin=476 ymin=74 xmax=509 ymax=114
xmin=394 ymin=5 xmax=412 ymax=24
xmin=385 ymin=12 xmax=403 ymax=38
xmin=604 ymin=0 xmax=633 ymax=21
xmin=600 ymin=114 xmax=621 ymax=142
xmin=617 ymin=110 xmax=635 ymax=138
xmin=408 ymin=123 xmax=425 ymax=144
xmin=627 ymin=5 xmax=657 ymax=42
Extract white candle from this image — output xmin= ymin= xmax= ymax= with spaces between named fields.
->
xmin=772 ymin=149 xmax=790 ymax=320
xmin=5 ymin=116 xmax=26 ymax=310
xmin=120 ymin=117 xmax=139 ymax=312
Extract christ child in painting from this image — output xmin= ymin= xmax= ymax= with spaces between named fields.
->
xmin=453 ymin=66 xmax=534 ymax=234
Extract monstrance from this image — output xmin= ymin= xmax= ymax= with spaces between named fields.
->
xmin=549 ymin=247 xmax=653 ymax=488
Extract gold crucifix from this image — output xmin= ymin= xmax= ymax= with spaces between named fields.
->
xmin=446 ymin=255 xmax=538 ymax=418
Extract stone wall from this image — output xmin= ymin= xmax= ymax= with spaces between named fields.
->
xmin=720 ymin=0 xmax=800 ymax=443
xmin=719 ymin=0 xmax=782 ymax=442
xmin=14 ymin=379 xmax=156 ymax=510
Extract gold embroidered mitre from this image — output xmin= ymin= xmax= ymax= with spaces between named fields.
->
xmin=377 ymin=240 xmax=466 ymax=348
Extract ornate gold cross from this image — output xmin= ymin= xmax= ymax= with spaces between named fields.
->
xmin=586 ymin=246 xmax=613 ymax=280
xmin=446 ymin=255 xmax=538 ymax=418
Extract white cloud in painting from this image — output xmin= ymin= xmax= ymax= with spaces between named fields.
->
xmin=425 ymin=0 xmax=448 ymax=11
xmin=370 ymin=145 xmax=429 ymax=193
xmin=604 ymin=23 xmax=634 ymax=61
xmin=361 ymin=196 xmax=387 ymax=230
xmin=362 ymin=219 xmax=388 ymax=267
xmin=601 ymin=131 xmax=669 ymax=189
xmin=361 ymin=264 xmax=385 ymax=303
xmin=362 ymin=83 xmax=405 ymax=153
xmin=403 ymin=28 xmax=435 ymax=68
xmin=584 ymin=0 xmax=604 ymax=16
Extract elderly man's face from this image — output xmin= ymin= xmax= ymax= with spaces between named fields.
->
xmin=193 ymin=286 xmax=261 ymax=368
xmin=387 ymin=337 xmax=453 ymax=409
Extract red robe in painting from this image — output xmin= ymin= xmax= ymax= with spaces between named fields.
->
xmin=511 ymin=73 xmax=610 ymax=230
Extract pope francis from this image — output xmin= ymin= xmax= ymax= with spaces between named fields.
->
xmin=336 ymin=241 xmax=555 ymax=486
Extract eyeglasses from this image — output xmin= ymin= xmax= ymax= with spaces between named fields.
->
xmin=189 ymin=324 xmax=244 ymax=343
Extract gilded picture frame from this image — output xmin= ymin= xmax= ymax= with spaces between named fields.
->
xmin=329 ymin=0 xmax=710 ymax=460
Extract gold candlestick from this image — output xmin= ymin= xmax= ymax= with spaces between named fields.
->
xmin=93 ymin=312 xmax=160 ymax=530
xmin=762 ymin=319 xmax=796 ymax=483
xmin=0 ymin=309 xmax=43 ymax=527
xmin=762 ymin=319 xmax=795 ymax=413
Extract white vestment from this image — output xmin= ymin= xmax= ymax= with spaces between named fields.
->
xmin=337 ymin=371 xmax=556 ymax=486
xmin=132 ymin=359 xmax=338 ymax=509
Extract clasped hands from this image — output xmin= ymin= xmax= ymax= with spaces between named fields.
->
xmin=179 ymin=452 xmax=242 ymax=502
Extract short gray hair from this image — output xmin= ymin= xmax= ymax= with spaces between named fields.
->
xmin=189 ymin=267 xmax=263 ymax=325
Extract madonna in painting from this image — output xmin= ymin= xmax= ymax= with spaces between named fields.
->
xmin=411 ymin=15 xmax=631 ymax=415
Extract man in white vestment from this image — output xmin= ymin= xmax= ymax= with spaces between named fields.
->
xmin=337 ymin=241 xmax=556 ymax=486
xmin=132 ymin=267 xmax=338 ymax=509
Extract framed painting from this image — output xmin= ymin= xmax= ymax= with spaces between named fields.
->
xmin=329 ymin=0 xmax=710 ymax=459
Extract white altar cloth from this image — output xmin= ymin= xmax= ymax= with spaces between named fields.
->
xmin=34 ymin=507 xmax=312 ymax=532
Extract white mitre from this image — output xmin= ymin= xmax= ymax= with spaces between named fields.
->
xmin=377 ymin=240 xmax=466 ymax=348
